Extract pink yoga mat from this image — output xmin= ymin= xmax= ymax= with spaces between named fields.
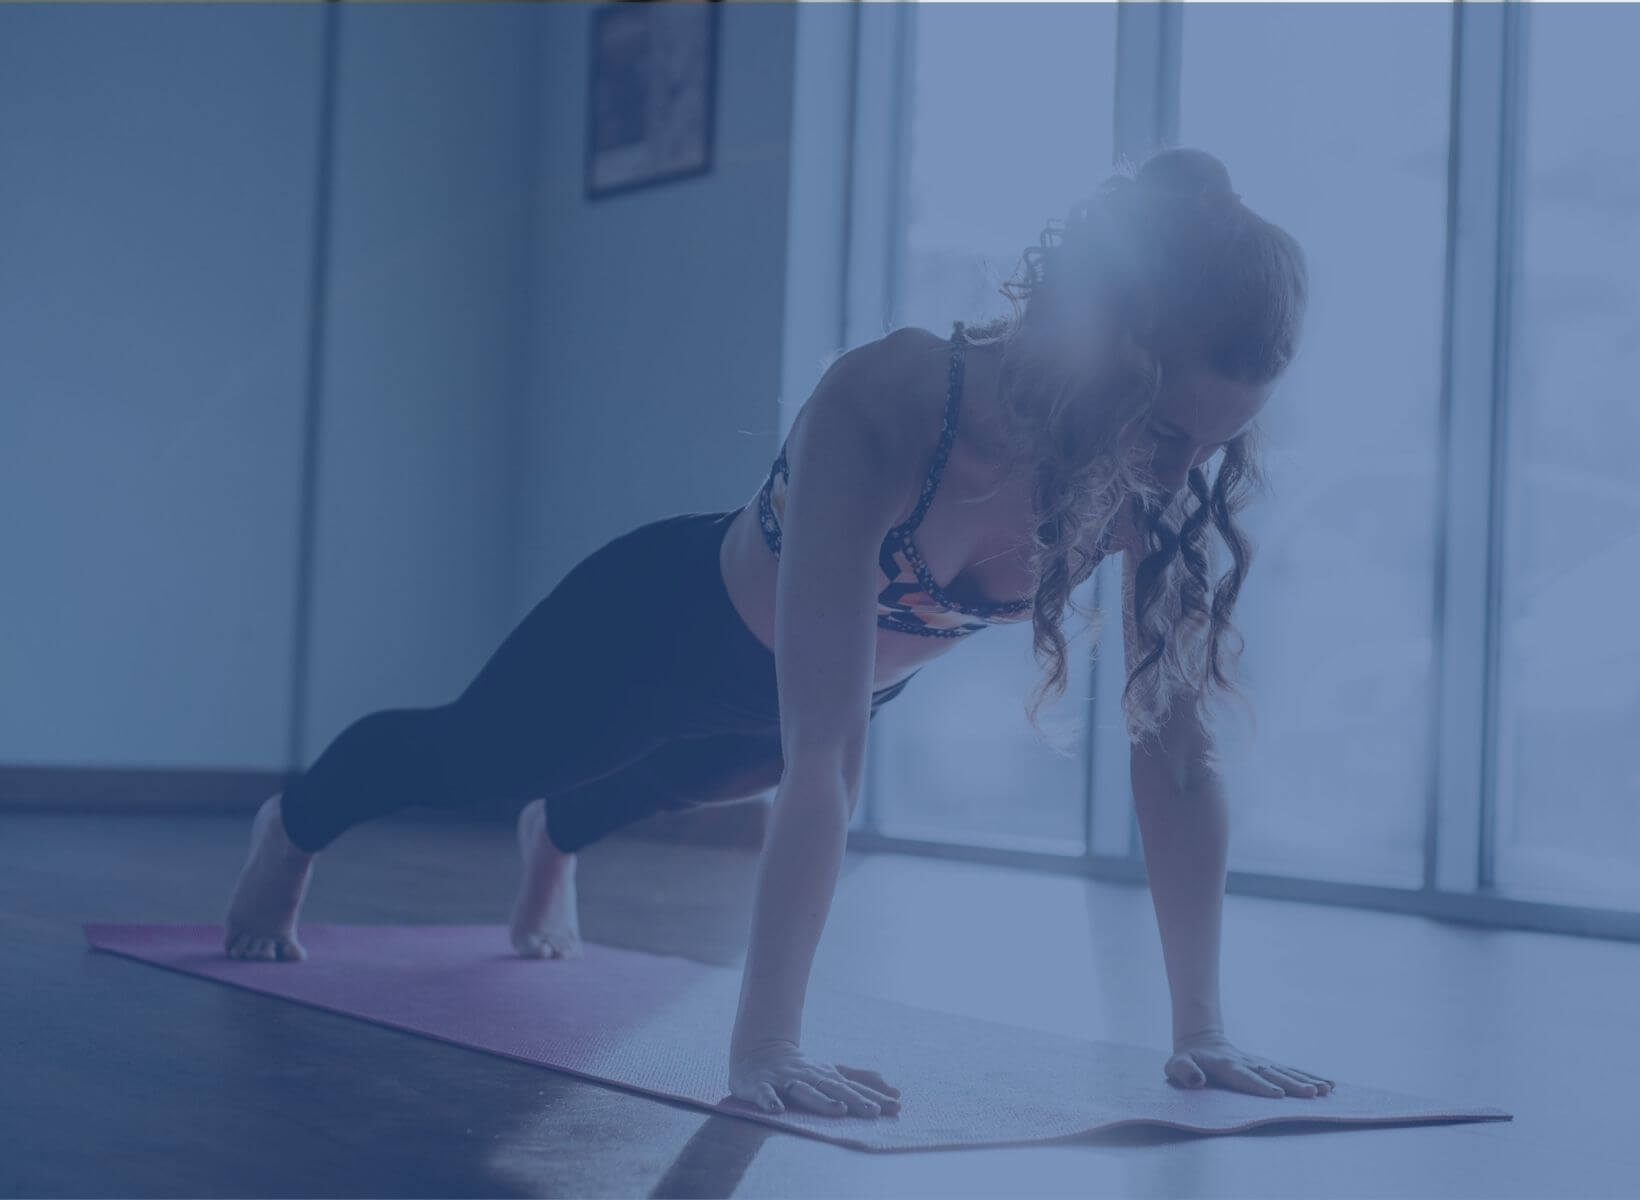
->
xmin=83 ymin=923 xmax=1510 ymax=1152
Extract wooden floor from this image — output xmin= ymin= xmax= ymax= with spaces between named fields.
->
xmin=4 ymin=808 xmax=1636 ymax=1199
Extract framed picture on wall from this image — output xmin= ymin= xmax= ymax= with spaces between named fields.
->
xmin=585 ymin=0 xmax=721 ymax=200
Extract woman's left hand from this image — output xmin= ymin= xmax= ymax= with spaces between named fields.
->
xmin=1165 ymin=1031 xmax=1335 ymax=1099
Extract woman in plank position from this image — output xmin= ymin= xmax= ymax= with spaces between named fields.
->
xmin=223 ymin=146 xmax=1334 ymax=1118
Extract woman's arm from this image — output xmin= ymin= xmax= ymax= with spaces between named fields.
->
xmin=1131 ymin=709 xmax=1229 ymax=1045
xmin=724 ymin=335 xmax=914 ymax=1117
xmin=1121 ymin=547 xmax=1228 ymax=1045
xmin=728 ymin=761 xmax=900 ymax=1118
xmin=1118 ymin=540 xmax=1335 ymax=1100
xmin=729 ymin=763 xmax=854 ymax=1054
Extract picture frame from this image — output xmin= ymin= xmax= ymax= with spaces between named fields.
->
xmin=585 ymin=0 xmax=721 ymax=201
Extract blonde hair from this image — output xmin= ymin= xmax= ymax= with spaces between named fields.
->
xmin=962 ymin=146 xmax=1307 ymax=755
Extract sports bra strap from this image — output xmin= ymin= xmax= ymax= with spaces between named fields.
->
xmin=896 ymin=321 xmax=966 ymax=534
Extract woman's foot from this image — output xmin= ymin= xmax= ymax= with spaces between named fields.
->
xmin=509 ymin=798 xmax=583 ymax=959
xmin=224 ymin=793 xmax=315 ymax=961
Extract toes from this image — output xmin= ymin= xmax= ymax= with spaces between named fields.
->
xmin=511 ymin=932 xmax=549 ymax=959
xmin=513 ymin=928 xmax=582 ymax=959
xmin=226 ymin=932 xmax=304 ymax=962
xmin=545 ymin=931 xmax=583 ymax=959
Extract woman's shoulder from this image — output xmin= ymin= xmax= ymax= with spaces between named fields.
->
xmin=793 ymin=327 xmax=946 ymax=450
xmin=776 ymin=328 xmax=951 ymax=524
xmin=873 ymin=324 xmax=960 ymax=427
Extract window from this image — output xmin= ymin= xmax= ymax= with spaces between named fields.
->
xmin=1492 ymin=5 xmax=1640 ymax=908
xmin=849 ymin=1 xmax=1640 ymax=938
xmin=870 ymin=2 xmax=1118 ymax=851
xmin=1175 ymin=3 xmax=1450 ymax=885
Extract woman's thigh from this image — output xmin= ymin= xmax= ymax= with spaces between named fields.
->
xmin=541 ymin=730 xmax=784 ymax=852
xmin=446 ymin=505 xmax=923 ymax=812
xmin=539 ymin=667 xmax=919 ymax=852
xmin=440 ymin=512 xmax=743 ymax=804
xmin=643 ymin=732 xmax=787 ymax=806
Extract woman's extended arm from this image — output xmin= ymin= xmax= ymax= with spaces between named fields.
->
xmin=1120 ymin=548 xmax=1334 ymax=1099
xmin=722 ymin=335 xmax=913 ymax=1118
xmin=1130 ymin=704 xmax=1229 ymax=1046
xmin=724 ymin=762 xmax=902 ymax=1119
xmin=729 ymin=763 xmax=854 ymax=1055
xmin=1120 ymin=544 xmax=1227 ymax=1043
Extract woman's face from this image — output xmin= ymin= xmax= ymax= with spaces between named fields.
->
xmin=1127 ymin=361 xmax=1270 ymax=498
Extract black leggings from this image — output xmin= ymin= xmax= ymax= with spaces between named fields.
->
xmin=278 ymin=509 xmax=917 ymax=855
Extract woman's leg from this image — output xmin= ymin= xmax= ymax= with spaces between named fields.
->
xmin=539 ymin=665 xmax=919 ymax=853
xmin=510 ymin=656 xmax=920 ymax=959
xmin=543 ymin=730 xmax=787 ymax=853
xmin=227 ymin=514 xmax=717 ymax=960
xmin=511 ymin=731 xmax=785 ymax=958
xmin=277 ymin=520 xmax=706 ymax=854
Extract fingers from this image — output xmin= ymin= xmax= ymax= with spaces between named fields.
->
xmin=734 ymin=1058 xmax=902 ymax=1119
xmin=800 ymin=1073 xmax=882 ymax=1117
xmin=1276 ymin=1065 xmax=1335 ymax=1093
xmin=825 ymin=1074 xmax=900 ymax=1113
xmin=784 ymin=1080 xmax=849 ymax=1116
xmin=753 ymin=1083 xmax=783 ymax=1114
xmin=844 ymin=1083 xmax=900 ymax=1114
xmin=1166 ymin=1047 xmax=1336 ymax=1099
xmin=836 ymin=1064 xmax=901 ymax=1098
xmin=1254 ymin=1065 xmax=1318 ymax=1096
xmin=1223 ymin=1064 xmax=1284 ymax=1097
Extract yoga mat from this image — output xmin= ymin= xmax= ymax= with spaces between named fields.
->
xmin=84 ymin=923 xmax=1510 ymax=1152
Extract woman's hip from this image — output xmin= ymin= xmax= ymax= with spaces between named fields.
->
xmin=500 ymin=507 xmax=916 ymax=739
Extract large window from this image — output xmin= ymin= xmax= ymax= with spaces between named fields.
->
xmin=1174 ymin=4 xmax=1450 ymax=886
xmin=1492 ymin=5 xmax=1640 ymax=909
xmin=850 ymin=2 xmax=1639 ymax=937
xmin=867 ymin=2 xmax=1118 ymax=852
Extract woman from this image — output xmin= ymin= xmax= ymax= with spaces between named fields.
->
xmin=223 ymin=146 xmax=1334 ymax=1118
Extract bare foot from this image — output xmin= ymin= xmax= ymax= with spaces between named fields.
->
xmin=509 ymin=798 xmax=583 ymax=959
xmin=224 ymin=793 xmax=315 ymax=961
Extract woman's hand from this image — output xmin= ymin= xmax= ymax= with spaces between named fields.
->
xmin=729 ymin=1037 xmax=902 ymax=1118
xmin=1165 ymin=1030 xmax=1335 ymax=1098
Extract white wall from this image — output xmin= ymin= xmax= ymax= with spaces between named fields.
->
xmin=299 ymin=3 xmax=537 ymax=762
xmin=515 ymin=3 xmax=800 ymax=605
xmin=0 ymin=5 xmax=322 ymax=770
xmin=0 ymin=2 xmax=840 ymax=785
xmin=0 ymin=4 xmax=538 ymax=776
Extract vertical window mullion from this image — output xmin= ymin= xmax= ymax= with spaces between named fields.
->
xmin=1430 ymin=0 xmax=1515 ymax=895
xmin=853 ymin=0 xmax=915 ymax=837
xmin=1476 ymin=0 xmax=1527 ymax=892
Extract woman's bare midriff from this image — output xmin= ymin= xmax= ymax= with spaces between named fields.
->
xmin=715 ymin=327 xmax=1046 ymax=692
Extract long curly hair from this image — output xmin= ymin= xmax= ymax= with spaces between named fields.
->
xmin=960 ymin=146 xmax=1308 ymax=755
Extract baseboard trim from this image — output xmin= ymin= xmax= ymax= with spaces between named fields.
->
xmin=0 ymin=765 xmax=770 ymax=848
xmin=0 ymin=765 xmax=293 ymax=812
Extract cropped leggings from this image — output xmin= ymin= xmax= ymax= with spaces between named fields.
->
xmin=278 ymin=509 xmax=917 ymax=855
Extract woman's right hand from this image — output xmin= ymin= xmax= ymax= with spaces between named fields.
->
xmin=729 ymin=1037 xmax=902 ymax=1118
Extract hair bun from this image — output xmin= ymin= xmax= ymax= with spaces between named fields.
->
xmin=1136 ymin=147 xmax=1239 ymax=204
